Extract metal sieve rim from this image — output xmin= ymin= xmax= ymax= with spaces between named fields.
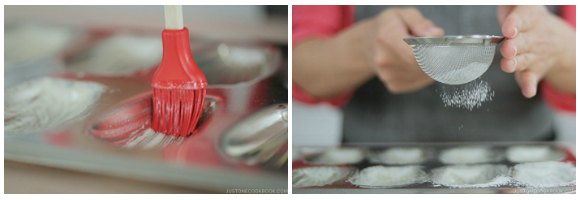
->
xmin=404 ymin=35 xmax=504 ymax=46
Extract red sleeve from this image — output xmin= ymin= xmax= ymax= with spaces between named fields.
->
xmin=541 ymin=5 xmax=576 ymax=113
xmin=292 ymin=82 xmax=354 ymax=107
xmin=560 ymin=5 xmax=576 ymax=28
xmin=541 ymin=82 xmax=576 ymax=112
xmin=292 ymin=5 xmax=355 ymax=107
xmin=292 ymin=5 xmax=355 ymax=47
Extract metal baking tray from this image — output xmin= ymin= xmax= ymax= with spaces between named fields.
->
xmin=5 ymin=27 xmax=288 ymax=192
xmin=293 ymin=142 xmax=575 ymax=194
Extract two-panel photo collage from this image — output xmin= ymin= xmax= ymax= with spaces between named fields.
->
xmin=2 ymin=1 xmax=578 ymax=197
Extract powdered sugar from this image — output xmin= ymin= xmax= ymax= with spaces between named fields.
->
xmin=439 ymin=79 xmax=494 ymax=111
xmin=348 ymin=165 xmax=428 ymax=188
xmin=439 ymin=146 xmax=498 ymax=165
xmin=293 ymin=166 xmax=353 ymax=188
xmin=309 ymin=148 xmax=365 ymax=165
xmin=5 ymin=77 xmax=105 ymax=133
xmin=431 ymin=164 xmax=511 ymax=188
xmin=506 ymin=145 xmax=565 ymax=163
xmin=370 ymin=147 xmax=427 ymax=165
xmin=511 ymin=161 xmax=576 ymax=187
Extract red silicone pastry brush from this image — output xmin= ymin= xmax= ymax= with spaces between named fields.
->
xmin=151 ymin=5 xmax=207 ymax=137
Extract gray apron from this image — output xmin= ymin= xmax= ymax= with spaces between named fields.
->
xmin=342 ymin=5 xmax=558 ymax=143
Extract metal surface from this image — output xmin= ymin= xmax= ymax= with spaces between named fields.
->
xmin=4 ymin=28 xmax=287 ymax=192
xmin=88 ymin=92 xmax=219 ymax=149
xmin=403 ymin=35 xmax=504 ymax=46
xmin=293 ymin=142 xmax=575 ymax=194
xmin=220 ymin=104 xmax=288 ymax=168
xmin=293 ymin=166 xmax=355 ymax=188
xmin=404 ymin=35 xmax=504 ymax=85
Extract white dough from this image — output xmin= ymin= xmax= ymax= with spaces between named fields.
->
xmin=311 ymin=148 xmax=365 ymax=165
xmin=5 ymin=77 xmax=105 ymax=133
xmin=69 ymin=34 xmax=162 ymax=76
xmin=507 ymin=145 xmax=563 ymax=163
xmin=348 ymin=165 xmax=428 ymax=188
xmin=439 ymin=146 xmax=497 ymax=164
xmin=372 ymin=147 xmax=426 ymax=165
xmin=431 ymin=164 xmax=510 ymax=188
xmin=511 ymin=161 xmax=576 ymax=187
xmin=293 ymin=167 xmax=352 ymax=188
xmin=5 ymin=24 xmax=74 ymax=65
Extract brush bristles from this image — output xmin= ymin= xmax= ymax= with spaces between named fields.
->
xmin=152 ymin=88 xmax=206 ymax=137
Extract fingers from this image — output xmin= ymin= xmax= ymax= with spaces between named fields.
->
xmin=497 ymin=5 xmax=516 ymax=24
xmin=500 ymin=6 xmax=542 ymax=39
xmin=501 ymin=53 xmax=538 ymax=73
xmin=515 ymin=70 xmax=539 ymax=98
xmin=397 ymin=8 xmax=444 ymax=36
xmin=501 ymin=14 xmax=520 ymax=39
xmin=500 ymin=39 xmax=517 ymax=59
xmin=500 ymin=34 xmax=533 ymax=73
xmin=500 ymin=57 xmax=517 ymax=73
xmin=500 ymin=34 xmax=531 ymax=57
xmin=498 ymin=6 xmax=543 ymax=98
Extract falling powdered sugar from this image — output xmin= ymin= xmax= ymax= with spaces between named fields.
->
xmin=439 ymin=79 xmax=494 ymax=111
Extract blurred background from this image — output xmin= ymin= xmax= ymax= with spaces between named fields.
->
xmin=5 ymin=5 xmax=287 ymax=42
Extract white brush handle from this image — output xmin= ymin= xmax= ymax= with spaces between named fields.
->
xmin=164 ymin=5 xmax=183 ymax=30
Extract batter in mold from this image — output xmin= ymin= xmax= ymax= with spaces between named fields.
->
xmin=5 ymin=77 xmax=105 ymax=133
xmin=68 ymin=34 xmax=162 ymax=76
xmin=348 ymin=165 xmax=428 ymax=188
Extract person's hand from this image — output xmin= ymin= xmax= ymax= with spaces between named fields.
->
xmin=370 ymin=7 xmax=444 ymax=93
xmin=497 ymin=5 xmax=576 ymax=98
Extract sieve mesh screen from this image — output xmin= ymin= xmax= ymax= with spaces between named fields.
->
xmin=404 ymin=35 xmax=503 ymax=85
xmin=412 ymin=45 xmax=496 ymax=85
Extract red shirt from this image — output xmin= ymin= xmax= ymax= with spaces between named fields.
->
xmin=292 ymin=5 xmax=576 ymax=112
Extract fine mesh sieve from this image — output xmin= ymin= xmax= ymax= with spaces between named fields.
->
xmin=404 ymin=35 xmax=504 ymax=85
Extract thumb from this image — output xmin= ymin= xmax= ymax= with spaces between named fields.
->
xmin=515 ymin=71 xmax=539 ymax=98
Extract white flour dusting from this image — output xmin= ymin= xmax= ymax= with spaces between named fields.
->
xmin=506 ymin=145 xmax=564 ymax=163
xmin=511 ymin=161 xmax=576 ymax=187
xmin=439 ymin=79 xmax=494 ymax=110
xmin=293 ymin=166 xmax=353 ymax=188
xmin=372 ymin=147 xmax=427 ymax=165
xmin=439 ymin=146 xmax=498 ymax=164
xmin=218 ymin=44 xmax=266 ymax=67
xmin=348 ymin=165 xmax=428 ymax=188
xmin=431 ymin=164 xmax=511 ymax=188
xmin=310 ymin=148 xmax=365 ymax=165
xmin=5 ymin=77 xmax=105 ymax=133
xmin=68 ymin=34 xmax=162 ymax=76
